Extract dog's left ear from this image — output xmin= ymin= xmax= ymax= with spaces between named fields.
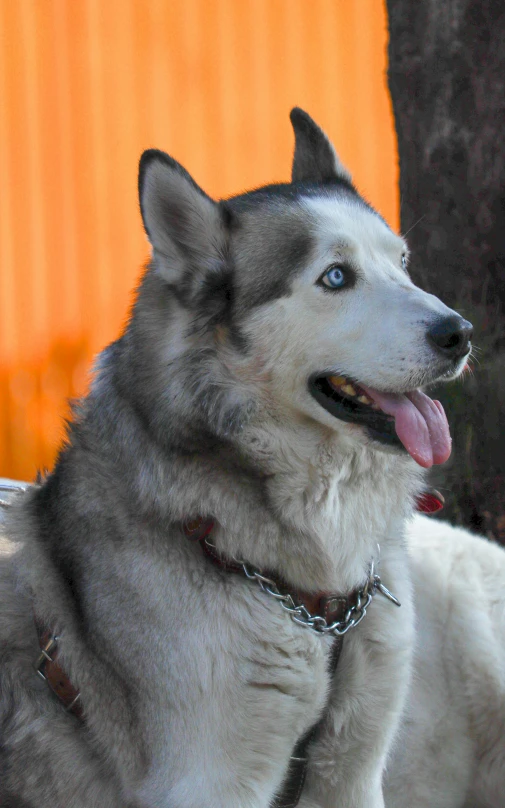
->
xmin=290 ymin=107 xmax=352 ymax=184
xmin=138 ymin=149 xmax=228 ymax=286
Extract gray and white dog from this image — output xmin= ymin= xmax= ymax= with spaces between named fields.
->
xmin=1 ymin=109 xmax=504 ymax=808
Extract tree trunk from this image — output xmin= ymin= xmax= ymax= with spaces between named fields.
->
xmin=386 ymin=0 xmax=505 ymax=540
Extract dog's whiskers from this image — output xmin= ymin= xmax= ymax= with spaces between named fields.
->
xmin=401 ymin=214 xmax=427 ymax=239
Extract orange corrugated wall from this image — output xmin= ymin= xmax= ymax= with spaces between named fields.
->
xmin=0 ymin=0 xmax=398 ymax=481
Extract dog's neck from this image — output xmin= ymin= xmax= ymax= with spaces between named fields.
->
xmin=184 ymin=417 xmax=426 ymax=593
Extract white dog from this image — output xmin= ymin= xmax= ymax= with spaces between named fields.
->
xmin=385 ymin=514 xmax=505 ymax=807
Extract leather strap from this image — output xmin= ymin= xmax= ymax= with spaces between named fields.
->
xmin=271 ymin=633 xmax=344 ymax=808
xmin=34 ymin=620 xmax=83 ymax=719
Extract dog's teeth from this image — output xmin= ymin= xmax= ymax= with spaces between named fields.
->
xmin=358 ymin=395 xmax=372 ymax=405
xmin=341 ymin=384 xmax=356 ymax=397
xmin=328 ymin=375 xmax=347 ymax=388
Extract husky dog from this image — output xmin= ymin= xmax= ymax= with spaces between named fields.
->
xmin=0 ymin=107 xmax=499 ymax=808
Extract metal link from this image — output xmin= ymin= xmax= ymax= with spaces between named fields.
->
xmin=34 ymin=635 xmax=59 ymax=680
xmin=206 ymin=541 xmax=401 ymax=638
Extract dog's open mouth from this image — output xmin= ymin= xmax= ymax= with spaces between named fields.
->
xmin=309 ymin=373 xmax=452 ymax=468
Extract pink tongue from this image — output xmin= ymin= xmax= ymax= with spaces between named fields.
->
xmin=361 ymin=386 xmax=452 ymax=468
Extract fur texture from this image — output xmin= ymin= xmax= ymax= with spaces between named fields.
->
xmin=0 ymin=109 xmax=500 ymax=808
xmin=385 ymin=515 xmax=505 ymax=808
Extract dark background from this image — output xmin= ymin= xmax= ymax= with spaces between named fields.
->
xmin=387 ymin=0 xmax=505 ymax=541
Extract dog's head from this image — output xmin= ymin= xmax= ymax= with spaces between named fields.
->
xmin=136 ymin=108 xmax=471 ymax=468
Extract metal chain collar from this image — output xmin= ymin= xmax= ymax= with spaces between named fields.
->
xmin=204 ymin=539 xmax=401 ymax=637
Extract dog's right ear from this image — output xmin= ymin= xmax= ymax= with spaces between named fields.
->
xmin=138 ymin=150 xmax=227 ymax=284
xmin=290 ymin=107 xmax=352 ymax=184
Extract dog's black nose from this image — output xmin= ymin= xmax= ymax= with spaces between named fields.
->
xmin=427 ymin=315 xmax=473 ymax=359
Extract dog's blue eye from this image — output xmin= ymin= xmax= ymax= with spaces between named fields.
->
xmin=322 ymin=266 xmax=346 ymax=289
xmin=401 ymin=254 xmax=407 ymax=271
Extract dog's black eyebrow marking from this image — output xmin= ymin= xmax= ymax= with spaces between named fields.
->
xmin=236 ymin=224 xmax=313 ymax=312
xmin=222 ymin=191 xmax=317 ymax=313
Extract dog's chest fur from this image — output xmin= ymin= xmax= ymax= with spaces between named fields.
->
xmin=1 ymin=430 xmax=419 ymax=808
xmin=84 ymin=438 xmax=418 ymax=805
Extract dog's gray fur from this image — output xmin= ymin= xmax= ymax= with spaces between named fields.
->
xmin=0 ymin=108 xmax=500 ymax=808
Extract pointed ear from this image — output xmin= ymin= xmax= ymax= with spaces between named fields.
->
xmin=290 ymin=108 xmax=352 ymax=184
xmin=138 ymin=150 xmax=227 ymax=284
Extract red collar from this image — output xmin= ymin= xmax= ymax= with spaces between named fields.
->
xmin=416 ymin=488 xmax=444 ymax=514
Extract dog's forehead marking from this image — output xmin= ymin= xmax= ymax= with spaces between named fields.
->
xmin=231 ymin=201 xmax=314 ymax=311
xmin=303 ymin=196 xmax=406 ymax=267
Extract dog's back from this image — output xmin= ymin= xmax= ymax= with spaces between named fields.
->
xmin=385 ymin=515 xmax=505 ymax=808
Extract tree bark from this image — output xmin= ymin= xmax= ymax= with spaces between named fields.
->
xmin=386 ymin=0 xmax=505 ymax=539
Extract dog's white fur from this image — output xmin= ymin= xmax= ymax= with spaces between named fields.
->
xmin=385 ymin=515 xmax=505 ymax=808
